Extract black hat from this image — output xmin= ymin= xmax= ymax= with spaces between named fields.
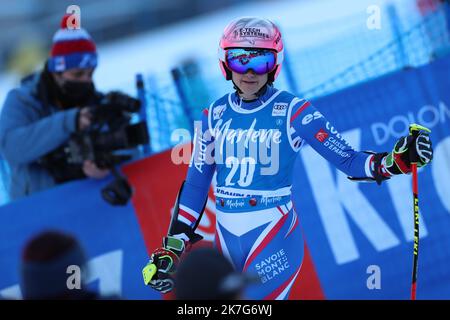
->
xmin=174 ymin=247 xmax=255 ymax=300
xmin=20 ymin=230 xmax=87 ymax=299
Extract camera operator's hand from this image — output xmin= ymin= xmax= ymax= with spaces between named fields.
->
xmin=77 ymin=107 xmax=93 ymax=131
xmin=83 ymin=160 xmax=110 ymax=179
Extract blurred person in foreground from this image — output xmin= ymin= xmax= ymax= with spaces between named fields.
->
xmin=144 ymin=17 xmax=434 ymax=299
xmin=0 ymin=15 xmax=108 ymax=200
xmin=175 ymin=247 xmax=254 ymax=300
xmin=21 ymin=230 xmax=96 ymax=300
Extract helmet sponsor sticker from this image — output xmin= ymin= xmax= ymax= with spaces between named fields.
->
xmin=234 ymin=27 xmax=270 ymax=39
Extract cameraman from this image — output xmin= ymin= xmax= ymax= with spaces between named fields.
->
xmin=0 ymin=15 xmax=109 ymax=200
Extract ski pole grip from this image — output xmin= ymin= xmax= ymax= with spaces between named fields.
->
xmin=408 ymin=123 xmax=431 ymax=164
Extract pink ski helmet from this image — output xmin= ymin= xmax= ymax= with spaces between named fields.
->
xmin=218 ymin=17 xmax=284 ymax=82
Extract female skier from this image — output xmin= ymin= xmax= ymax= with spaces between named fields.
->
xmin=144 ymin=17 xmax=433 ymax=300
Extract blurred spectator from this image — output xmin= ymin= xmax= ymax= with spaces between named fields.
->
xmin=174 ymin=247 xmax=256 ymax=300
xmin=0 ymin=14 xmax=108 ymax=200
xmin=20 ymin=230 xmax=96 ymax=300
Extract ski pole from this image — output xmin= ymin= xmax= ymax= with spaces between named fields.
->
xmin=408 ymin=123 xmax=431 ymax=300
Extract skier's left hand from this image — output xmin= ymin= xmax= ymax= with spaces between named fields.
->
xmin=385 ymin=131 xmax=433 ymax=175
xmin=143 ymin=236 xmax=186 ymax=294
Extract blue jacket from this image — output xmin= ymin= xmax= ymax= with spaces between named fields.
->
xmin=0 ymin=73 xmax=78 ymax=200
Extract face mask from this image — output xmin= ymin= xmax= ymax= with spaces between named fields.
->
xmin=56 ymin=80 xmax=96 ymax=108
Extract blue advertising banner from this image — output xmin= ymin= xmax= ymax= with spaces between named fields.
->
xmin=292 ymin=55 xmax=450 ymax=299
xmin=0 ymin=177 xmax=159 ymax=300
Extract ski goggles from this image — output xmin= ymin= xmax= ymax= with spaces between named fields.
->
xmin=222 ymin=48 xmax=279 ymax=75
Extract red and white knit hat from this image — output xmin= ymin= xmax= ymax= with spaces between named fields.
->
xmin=47 ymin=14 xmax=98 ymax=72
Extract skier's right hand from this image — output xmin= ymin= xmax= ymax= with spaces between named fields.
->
xmin=387 ymin=132 xmax=433 ymax=173
xmin=143 ymin=236 xmax=186 ymax=293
